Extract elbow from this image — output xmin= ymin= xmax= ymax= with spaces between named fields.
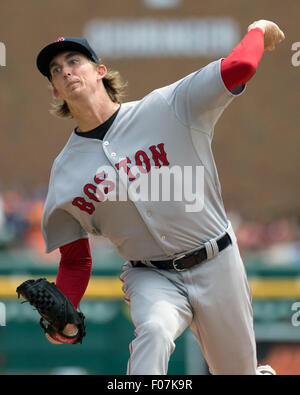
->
xmin=221 ymin=58 xmax=259 ymax=91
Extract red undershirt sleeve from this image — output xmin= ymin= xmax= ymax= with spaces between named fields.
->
xmin=56 ymin=238 xmax=92 ymax=309
xmin=221 ymin=28 xmax=265 ymax=91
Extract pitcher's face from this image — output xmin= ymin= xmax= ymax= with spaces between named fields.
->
xmin=49 ymin=51 xmax=105 ymax=101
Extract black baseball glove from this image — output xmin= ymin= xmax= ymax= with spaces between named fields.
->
xmin=16 ymin=278 xmax=86 ymax=344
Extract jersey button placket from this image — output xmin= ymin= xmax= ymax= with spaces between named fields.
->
xmin=102 ymin=141 xmax=118 ymax=164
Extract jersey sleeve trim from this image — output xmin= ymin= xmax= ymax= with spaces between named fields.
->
xmin=45 ymin=235 xmax=89 ymax=254
xmin=218 ymin=58 xmax=247 ymax=98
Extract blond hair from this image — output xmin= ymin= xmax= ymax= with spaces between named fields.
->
xmin=49 ymin=62 xmax=127 ymax=119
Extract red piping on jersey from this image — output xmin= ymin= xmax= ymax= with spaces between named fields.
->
xmin=128 ymin=341 xmax=133 ymax=375
xmin=220 ymin=28 xmax=264 ymax=91
xmin=128 ymin=330 xmax=138 ymax=375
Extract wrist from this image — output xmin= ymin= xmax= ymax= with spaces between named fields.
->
xmin=252 ymin=26 xmax=265 ymax=35
xmin=248 ymin=25 xmax=265 ymax=35
xmin=63 ymin=323 xmax=79 ymax=336
xmin=45 ymin=324 xmax=80 ymax=345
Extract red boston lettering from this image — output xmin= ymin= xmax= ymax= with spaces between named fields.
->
xmin=72 ymin=197 xmax=95 ymax=215
xmin=84 ymin=184 xmax=105 ymax=202
xmin=149 ymin=143 xmax=169 ymax=168
xmin=135 ymin=150 xmax=151 ymax=173
xmin=115 ymin=157 xmax=136 ymax=181
xmin=94 ymin=171 xmax=115 ymax=194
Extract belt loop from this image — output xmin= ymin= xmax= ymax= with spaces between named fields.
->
xmin=210 ymin=239 xmax=219 ymax=257
xmin=226 ymin=221 xmax=237 ymax=244
xmin=144 ymin=260 xmax=157 ymax=268
xmin=204 ymin=241 xmax=214 ymax=260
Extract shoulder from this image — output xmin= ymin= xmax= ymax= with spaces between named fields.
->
xmin=51 ymin=132 xmax=75 ymax=167
xmin=51 ymin=129 xmax=98 ymax=171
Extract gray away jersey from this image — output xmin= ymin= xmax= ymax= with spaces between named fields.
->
xmin=42 ymin=59 xmax=245 ymax=260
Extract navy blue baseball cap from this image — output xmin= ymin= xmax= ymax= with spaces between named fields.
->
xmin=36 ymin=36 xmax=99 ymax=79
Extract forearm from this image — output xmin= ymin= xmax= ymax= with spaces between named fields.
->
xmin=221 ymin=19 xmax=285 ymax=91
xmin=221 ymin=28 xmax=264 ymax=91
xmin=56 ymin=238 xmax=92 ymax=309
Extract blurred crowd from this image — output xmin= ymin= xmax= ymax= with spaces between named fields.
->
xmin=0 ymin=189 xmax=46 ymax=253
xmin=227 ymin=211 xmax=300 ymax=266
xmin=0 ymin=189 xmax=300 ymax=265
xmin=228 ymin=211 xmax=300 ymax=252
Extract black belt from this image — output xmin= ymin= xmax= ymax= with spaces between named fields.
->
xmin=131 ymin=233 xmax=232 ymax=272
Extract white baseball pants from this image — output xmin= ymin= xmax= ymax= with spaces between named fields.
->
xmin=120 ymin=229 xmax=257 ymax=375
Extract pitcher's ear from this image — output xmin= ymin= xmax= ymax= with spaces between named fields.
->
xmin=96 ymin=64 xmax=107 ymax=81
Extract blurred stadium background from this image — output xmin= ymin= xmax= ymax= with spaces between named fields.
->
xmin=0 ymin=0 xmax=300 ymax=375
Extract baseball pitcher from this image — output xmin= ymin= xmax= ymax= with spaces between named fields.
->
xmin=17 ymin=20 xmax=284 ymax=374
